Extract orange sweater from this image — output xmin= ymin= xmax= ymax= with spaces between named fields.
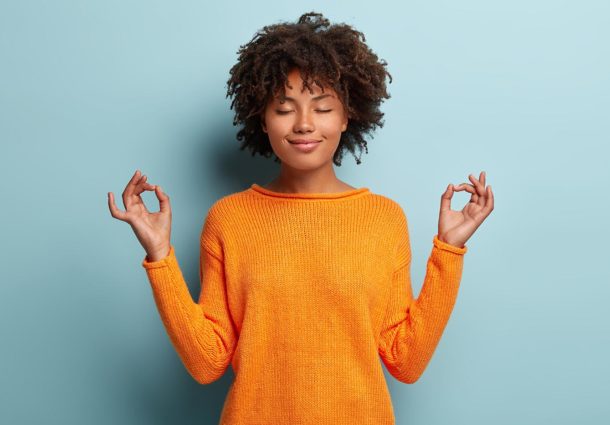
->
xmin=141 ymin=183 xmax=467 ymax=425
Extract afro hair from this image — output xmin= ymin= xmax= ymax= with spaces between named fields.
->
xmin=226 ymin=11 xmax=392 ymax=165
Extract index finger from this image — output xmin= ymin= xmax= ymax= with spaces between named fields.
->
xmin=123 ymin=169 xmax=144 ymax=197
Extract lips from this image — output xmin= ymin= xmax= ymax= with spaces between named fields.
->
xmin=287 ymin=138 xmax=322 ymax=152
xmin=288 ymin=139 xmax=321 ymax=144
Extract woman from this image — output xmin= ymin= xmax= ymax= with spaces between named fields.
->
xmin=108 ymin=11 xmax=493 ymax=425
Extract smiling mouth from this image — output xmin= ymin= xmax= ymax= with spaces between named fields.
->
xmin=287 ymin=139 xmax=322 ymax=152
xmin=288 ymin=139 xmax=322 ymax=144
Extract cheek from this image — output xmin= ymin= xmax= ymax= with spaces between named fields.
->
xmin=319 ymin=116 xmax=345 ymax=137
xmin=262 ymin=114 xmax=280 ymax=135
xmin=265 ymin=123 xmax=291 ymax=149
xmin=267 ymin=122 xmax=289 ymax=140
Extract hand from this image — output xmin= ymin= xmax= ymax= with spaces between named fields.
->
xmin=437 ymin=171 xmax=494 ymax=248
xmin=108 ymin=170 xmax=172 ymax=262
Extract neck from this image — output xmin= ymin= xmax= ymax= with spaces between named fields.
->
xmin=265 ymin=163 xmax=353 ymax=193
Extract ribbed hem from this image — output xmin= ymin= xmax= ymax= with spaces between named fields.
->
xmin=432 ymin=235 xmax=467 ymax=255
xmin=142 ymin=245 xmax=176 ymax=269
xmin=249 ymin=183 xmax=371 ymax=200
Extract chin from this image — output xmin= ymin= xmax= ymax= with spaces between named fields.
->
xmin=280 ymin=158 xmax=322 ymax=171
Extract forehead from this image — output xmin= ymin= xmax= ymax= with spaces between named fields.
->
xmin=273 ymin=80 xmax=337 ymax=101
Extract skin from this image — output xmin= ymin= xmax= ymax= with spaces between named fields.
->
xmin=439 ymin=171 xmax=494 ymax=248
xmin=261 ymin=68 xmax=355 ymax=193
xmin=259 ymin=67 xmax=353 ymax=193
xmin=107 ymin=69 xmax=494 ymax=259
xmin=108 ymin=171 xmax=171 ymax=261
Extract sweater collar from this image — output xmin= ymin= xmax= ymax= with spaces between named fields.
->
xmin=249 ymin=183 xmax=370 ymax=200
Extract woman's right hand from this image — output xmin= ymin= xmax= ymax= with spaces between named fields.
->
xmin=108 ymin=170 xmax=172 ymax=262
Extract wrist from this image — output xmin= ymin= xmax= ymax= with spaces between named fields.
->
xmin=147 ymin=245 xmax=171 ymax=262
xmin=437 ymin=234 xmax=464 ymax=248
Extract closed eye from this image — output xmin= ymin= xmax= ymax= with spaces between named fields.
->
xmin=275 ymin=109 xmax=333 ymax=115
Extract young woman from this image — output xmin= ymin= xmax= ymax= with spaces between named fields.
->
xmin=108 ymin=12 xmax=493 ymax=424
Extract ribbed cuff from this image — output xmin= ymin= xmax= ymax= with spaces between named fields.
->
xmin=142 ymin=245 xmax=176 ymax=269
xmin=433 ymin=234 xmax=467 ymax=255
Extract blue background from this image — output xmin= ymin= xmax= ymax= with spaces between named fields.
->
xmin=1 ymin=0 xmax=608 ymax=424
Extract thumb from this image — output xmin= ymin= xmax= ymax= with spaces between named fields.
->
xmin=440 ymin=184 xmax=453 ymax=212
xmin=155 ymin=185 xmax=171 ymax=214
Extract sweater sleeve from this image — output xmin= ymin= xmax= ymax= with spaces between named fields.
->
xmin=141 ymin=208 xmax=237 ymax=385
xmin=377 ymin=209 xmax=467 ymax=384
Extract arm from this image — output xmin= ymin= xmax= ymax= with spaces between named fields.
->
xmin=378 ymin=171 xmax=491 ymax=383
xmin=378 ymin=229 xmax=467 ymax=384
xmin=141 ymin=214 xmax=237 ymax=385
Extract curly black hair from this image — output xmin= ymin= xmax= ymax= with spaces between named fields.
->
xmin=225 ymin=11 xmax=392 ymax=166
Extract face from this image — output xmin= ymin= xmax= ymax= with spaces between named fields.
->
xmin=261 ymin=68 xmax=348 ymax=171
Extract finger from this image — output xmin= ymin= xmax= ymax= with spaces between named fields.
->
xmin=133 ymin=174 xmax=149 ymax=196
xmin=154 ymin=185 xmax=171 ymax=214
xmin=478 ymin=171 xmax=487 ymax=207
xmin=453 ymin=183 xmax=477 ymax=195
xmin=137 ymin=176 xmax=158 ymax=202
xmin=108 ymin=192 xmax=129 ymax=221
xmin=440 ymin=184 xmax=454 ymax=212
xmin=124 ymin=174 xmax=150 ymax=209
xmin=475 ymin=185 xmax=494 ymax=220
xmin=469 ymin=173 xmax=488 ymax=207
xmin=126 ymin=170 xmax=143 ymax=193
xmin=137 ymin=173 xmax=156 ymax=192
xmin=122 ymin=170 xmax=144 ymax=207
xmin=468 ymin=173 xmax=486 ymax=198
xmin=453 ymin=183 xmax=480 ymax=206
xmin=135 ymin=176 xmax=155 ymax=213
xmin=482 ymin=185 xmax=494 ymax=215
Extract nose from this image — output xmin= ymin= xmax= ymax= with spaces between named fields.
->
xmin=293 ymin=109 xmax=314 ymax=133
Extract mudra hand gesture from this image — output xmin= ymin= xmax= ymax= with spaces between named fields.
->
xmin=438 ymin=171 xmax=494 ymax=248
xmin=108 ymin=170 xmax=173 ymax=262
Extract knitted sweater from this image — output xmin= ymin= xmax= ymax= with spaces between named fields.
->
xmin=141 ymin=183 xmax=467 ymax=425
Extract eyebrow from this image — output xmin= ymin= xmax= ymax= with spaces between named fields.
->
xmin=277 ymin=94 xmax=333 ymax=102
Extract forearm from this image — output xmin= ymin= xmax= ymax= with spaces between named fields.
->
xmin=405 ymin=241 xmax=464 ymax=379
xmin=142 ymin=245 xmax=234 ymax=384
xmin=379 ymin=235 xmax=466 ymax=383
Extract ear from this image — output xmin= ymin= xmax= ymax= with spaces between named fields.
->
xmin=261 ymin=117 xmax=267 ymax=133
xmin=341 ymin=111 xmax=348 ymax=133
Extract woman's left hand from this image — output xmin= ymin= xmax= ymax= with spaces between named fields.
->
xmin=437 ymin=171 xmax=494 ymax=248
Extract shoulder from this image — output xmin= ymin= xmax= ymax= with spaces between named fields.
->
xmin=204 ymin=186 xmax=254 ymax=220
xmin=368 ymin=192 xmax=413 ymax=267
xmin=202 ymin=186 xmax=259 ymax=232
xmin=366 ymin=192 xmax=408 ymax=223
xmin=200 ymin=189 xmax=249 ymax=258
xmin=368 ymin=192 xmax=403 ymax=209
